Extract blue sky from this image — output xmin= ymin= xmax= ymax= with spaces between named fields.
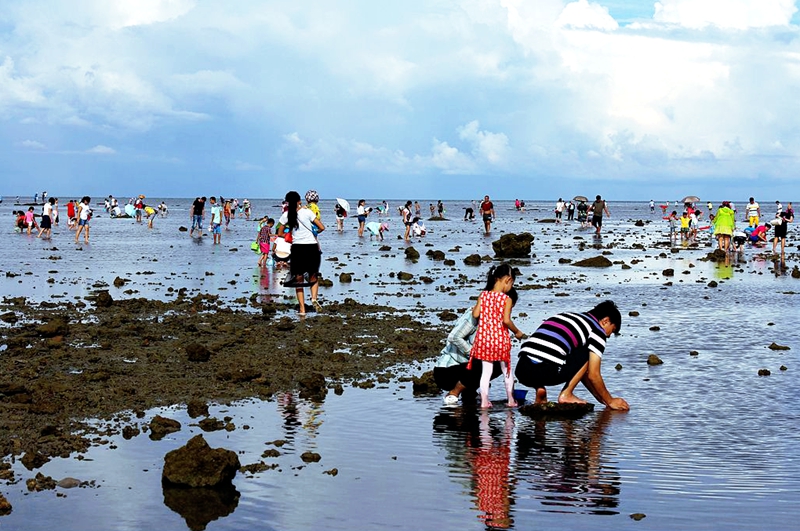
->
xmin=1 ymin=0 xmax=800 ymax=201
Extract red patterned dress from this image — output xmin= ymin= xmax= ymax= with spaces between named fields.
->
xmin=469 ymin=291 xmax=511 ymax=367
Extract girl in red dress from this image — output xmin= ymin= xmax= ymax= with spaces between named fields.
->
xmin=469 ymin=264 xmax=524 ymax=408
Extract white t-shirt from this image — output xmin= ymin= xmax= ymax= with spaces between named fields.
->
xmin=279 ymin=208 xmax=318 ymax=245
xmin=79 ymin=203 xmax=90 ymax=221
xmin=43 ymin=203 xmax=52 ymax=217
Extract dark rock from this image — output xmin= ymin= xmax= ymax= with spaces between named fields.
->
xmin=0 ymin=493 xmax=10 ymax=515
xmin=186 ymin=343 xmax=212 ymax=362
xmin=780 ymin=365 xmax=788 ymax=371
xmin=95 ymin=290 xmax=113 ymax=308
xmin=630 ymin=513 xmax=646 ymax=521
xmin=443 ymin=259 xmax=455 ymax=266
xmin=634 ymin=220 xmax=645 ymax=227
xmin=122 ymin=425 xmax=140 ymax=439
xmin=768 ymin=342 xmax=790 ymax=351
xmin=438 ymin=310 xmax=458 ymax=322
xmin=178 ymin=226 xmax=188 ymax=232
xmin=518 ymin=401 xmax=594 ymax=420
xmin=275 ymin=317 xmax=295 ymax=331
xmin=792 ymin=266 xmax=800 ymax=279
xmin=113 ymin=276 xmax=129 ymax=287
xmin=492 ymin=232 xmax=534 ymax=258
xmin=21 ymin=451 xmax=50 ymax=470
xmin=649 ymin=326 xmax=660 ymax=331
xmin=404 ymin=247 xmax=420 ymax=260
xmin=420 ymin=276 xmax=434 ymax=284
xmin=707 ymin=280 xmax=718 ymax=287
xmin=339 ymin=272 xmax=352 ymax=283
xmin=572 ymin=256 xmax=613 ymax=268
xmin=298 ymin=373 xmax=327 ymax=401
xmin=323 ymin=468 xmax=339 ymax=476
xmin=162 ymin=434 xmax=240 ymax=488
xmin=150 ymin=415 xmax=182 ymax=441
xmin=411 ymin=370 xmax=440 ymax=395
xmin=36 ymin=319 xmax=69 ymax=338
xmin=56 ymin=477 xmax=82 ymax=489
xmin=26 ymin=472 xmax=56 ymax=492
xmin=187 ymin=399 xmax=209 ymax=418
xmin=397 ymin=272 xmax=414 ymax=281
xmin=615 ymin=363 xmax=623 ymax=370
xmin=198 ymin=418 xmax=226 ymax=432
xmin=689 ymin=350 xmax=699 ymax=356
xmin=464 ymin=254 xmax=482 ymax=266
xmin=758 ymin=368 xmax=771 ymax=376
xmin=379 ymin=245 xmax=391 ymax=251
xmin=662 ymin=269 xmax=675 ymax=276
xmin=163 ymin=481 xmax=240 ymax=531
xmin=0 ymin=312 xmax=17 ymax=323
xmin=428 ymin=250 xmax=445 ymax=261
xmin=300 ymin=451 xmax=321 ymax=463
xmin=647 ymin=354 xmax=663 ymax=365
xmin=628 ymin=311 xmax=640 ymax=317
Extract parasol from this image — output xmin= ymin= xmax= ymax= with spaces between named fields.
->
xmin=573 ymin=195 xmax=588 ymax=202
xmin=681 ymin=196 xmax=700 ymax=204
xmin=336 ymin=198 xmax=350 ymax=213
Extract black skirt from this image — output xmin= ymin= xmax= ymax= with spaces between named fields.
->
xmin=40 ymin=215 xmax=51 ymax=229
xmin=289 ymin=243 xmax=321 ymax=277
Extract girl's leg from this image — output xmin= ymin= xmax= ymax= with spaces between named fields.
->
xmin=479 ymin=360 xmax=493 ymax=408
xmin=502 ymin=362 xmax=517 ymax=407
xmin=296 ymin=288 xmax=306 ymax=315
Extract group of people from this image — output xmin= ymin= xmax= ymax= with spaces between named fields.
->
xmin=14 ymin=197 xmax=93 ymax=243
xmin=710 ymin=197 xmax=794 ymax=259
xmin=434 ymin=263 xmax=629 ymax=411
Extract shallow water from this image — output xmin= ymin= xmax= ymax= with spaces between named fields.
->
xmin=1 ymin=198 xmax=799 ymax=529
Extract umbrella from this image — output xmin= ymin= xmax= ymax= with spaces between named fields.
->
xmin=681 ymin=196 xmax=700 ymax=204
xmin=336 ymin=198 xmax=350 ymax=213
xmin=573 ymin=195 xmax=588 ymax=202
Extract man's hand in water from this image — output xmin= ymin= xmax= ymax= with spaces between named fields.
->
xmin=607 ymin=397 xmax=629 ymax=411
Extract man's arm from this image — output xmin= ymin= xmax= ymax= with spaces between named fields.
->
xmin=604 ymin=203 xmax=610 ymax=216
xmin=447 ymin=313 xmax=477 ymax=355
xmin=582 ymin=352 xmax=629 ymax=410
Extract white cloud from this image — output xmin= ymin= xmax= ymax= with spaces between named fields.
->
xmin=86 ymin=145 xmax=116 ymax=154
xmin=653 ymin=0 xmax=797 ymax=29
xmin=15 ymin=140 xmax=46 ymax=149
xmin=556 ymin=0 xmax=619 ymax=30
xmin=457 ymin=121 xmax=510 ymax=165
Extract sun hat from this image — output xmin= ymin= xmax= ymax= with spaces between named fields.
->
xmin=305 ymin=190 xmax=319 ymax=203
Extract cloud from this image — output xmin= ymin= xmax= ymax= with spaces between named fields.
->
xmin=556 ymin=0 xmax=619 ymax=30
xmin=457 ymin=121 xmax=510 ymax=165
xmin=86 ymin=145 xmax=116 ymax=154
xmin=653 ymin=0 xmax=797 ymax=29
xmin=14 ymin=139 xmax=46 ymax=149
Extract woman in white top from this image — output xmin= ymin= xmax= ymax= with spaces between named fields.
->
xmin=278 ymin=191 xmax=325 ymax=315
xmin=74 ymin=196 xmax=91 ymax=244
xmin=37 ymin=198 xmax=55 ymax=239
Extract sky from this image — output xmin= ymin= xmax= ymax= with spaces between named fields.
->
xmin=1 ymin=0 xmax=800 ymax=201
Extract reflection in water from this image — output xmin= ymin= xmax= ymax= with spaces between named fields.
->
xmin=162 ymin=482 xmax=240 ymax=531
xmin=278 ymin=392 xmax=324 ymax=443
xmin=433 ymin=409 xmax=516 ymax=528
xmin=516 ymin=409 xmax=620 ymax=515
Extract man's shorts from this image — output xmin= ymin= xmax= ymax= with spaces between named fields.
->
xmin=191 ymin=215 xmax=203 ymax=230
xmin=482 ymin=214 xmax=492 ymax=222
xmin=212 ymin=223 xmax=222 ymax=235
xmin=515 ymin=346 xmax=590 ymax=390
xmin=591 ymin=216 xmax=603 ymax=228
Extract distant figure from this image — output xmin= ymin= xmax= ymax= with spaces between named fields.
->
xmin=649 ymin=199 xmax=655 ymax=213
xmin=588 ymin=195 xmax=610 ymax=235
xmin=746 ymin=197 xmax=760 ymax=227
xmin=34 ymin=193 xmax=38 ymax=204
xmin=480 ymin=195 xmax=495 ymax=234
xmin=437 ymin=200 xmax=444 ymax=218
xmin=566 ymin=201 xmax=575 ymax=221
xmin=464 ymin=206 xmax=475 ymax=221
xmin=554 ymin=198 xmax=564 ymax=223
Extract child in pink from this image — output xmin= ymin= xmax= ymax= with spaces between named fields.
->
xmin=469 ymin=263 xmax=524 ymax=408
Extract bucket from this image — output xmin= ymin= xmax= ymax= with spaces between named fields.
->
xmin=512 ymin=389 xmax=528 ymax=403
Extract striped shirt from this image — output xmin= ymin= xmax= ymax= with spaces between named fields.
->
xmin=519 ymin=312 xmax=607 ymax=365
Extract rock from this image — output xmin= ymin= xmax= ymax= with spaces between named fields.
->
xmin=758 ymin=368 xmax=771 ymax=376
xmin=427 ymin=250 xmax=445 ymax=261
xmin=186 ymin=343 xmax=212 ymax=362
xmin=572 ymin=256 xmax=613 ymax=268
xmin=411 ymin=370 xmax=440 ymax=395
xmin=198 ymin=418 xmax=226 ymax=432
xmin=649 ymin=326 xmax=660 ymax=331
xmin=768 ymin=342 xmax=790 ymax=351
xmin=113 ymin=276 xmax=128 ymax=287
xmin=323 ymin=468 xmax=339 ymax=476
xmin=707 ymin=280 xmax=718 ymax=288
xmin=438 ymin=310 xmax=458 ymax=322
xmin=21 ymin=450 xmax=50 ymax=470
xmin=630 ymin=513 xmax=646 ymax=521
xmin=187 ymin=399 xmax=209 ymax=418
xmin=464 ymin=254 xmax=482 ymax=266
xmin=95 ymin=290 xmax=113 ymax=308
xmin=443 ymin=259 xmax=455 ymax=266
xmin=518 ymin=401 xmax=594 ymax=420
xmin=420 ymin=276 xmax=434 ymax=284
xmin=662 ymin=269 xmax=675 ymax=276
xmin=379 ymin=245 xmax=391 ymax=251
xmin=615 ymin=363 xmax=623 ymax=370
xmin=56 ymin=477 xmax=82 ymax=489
xmin=150 ymin=415 xmax=182 ymax=441
xmin=178 ymin=226 xmax=188 ymax=232
xmin=0 ymin=312 xmax=17 ymax=323
xmin=634 ymin=220 xmax=645 ymax=227
xmin=404 ymin=247 xmax=420 ymax=260
xmin=792 ymin=266 xmax=800 ymax=279
xmin=647 ymin=354 xmax=664 ymax=365
xmin=780 ymin=365 xmax=788 ymax=371
xmin=628 ymin=311 xmax=640 ymax=317
xmin=300 ymin=451 xmax=321 ymax=463
xmin=122 ymin=425 xmax=140 ymax=439
xmin=339 ymin=272 xmax=353 ymax=283
xmin=298 ymin=373 xmax=327 ymax=401
xmin=36 ymin=318 xmax=69 ymax=338
xmin=26 ymin=472 xmax=56 ymax=491
xmin=492 ymin=232 xmax=534 ymax=258
xmin=397 ymin=272 xmax=414 ymax=281
xmin=689 ymin=350 xmax=699 ymax=356
xmin=0 ymin=493 xmax=10 ymax=516
xmin=162 ymin=434 xmax=240 ymax=488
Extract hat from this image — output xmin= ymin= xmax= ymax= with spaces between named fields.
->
xmin=305 ymin=190 xmax=319 ymax=203
xmin=139 ymin=194 xmax=145 ymax=199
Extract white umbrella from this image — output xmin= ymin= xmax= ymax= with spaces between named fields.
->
xmin=336 ymin=198 xmax=351 ymax=214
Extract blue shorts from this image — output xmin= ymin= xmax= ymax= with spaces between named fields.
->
xmin=78 ymin=219 xmax=89 ymax=227
xmin=191 ymin=215 xmax=203 ymax=230
xmin=212 ymin=223 xmax=222 ymax=235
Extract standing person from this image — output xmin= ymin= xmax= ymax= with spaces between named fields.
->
xmin=279 ymin=191 xmax=325 ymax=315
xmin=24 ymin=207 xmax=37 ymax=235
xmin=514 ymin=301 xmax=629 ymax=410
xmin=190 ymin=197 xmax=205 ymax=237
xmin=437 ymin=200 xmax=445 ymax=219
xmin=67 ymin=199 xmax=77 ymax=230
xmin=52 ymin=198 xmax=59 ymax=226
xmin=356 ymin=199 xmax=368 ymax=237
xmin=305 ymin=190 xmax=321 ymax=222
xmin=775 ymin=200 xmax=783 ymax=218
xmin=713 ymin=201 xmax=736 ymax=252
xmin=588 ymin=195 xmax=610 ymax=235
xmin=223 ymin=200 xmax=232 ymax=230
xmin=567 ymin=201 xmax=575 ymax=221
xmin=37 ymin=198 xmax=55 ymax=239
xmin=209 ymin=197 xmax=223 ymax=244
xmin=480 ymin=195 xmax=495 ymax=234
xmin=257 ymin=218 xmax=275 ymax=267
xmin=772 ymin=209 xmax=793 ymax=260
xmin=666 ymin=210 xmax=679 ymax=242
xmin=746 ymin=197 xmax=760 ymax=227
xmin=243 ymin=199 xmax=251 ymax=220
xmin=429 ymin=203 xmax=436 ymax=217
xmin=468 ymin=264 xmax=524 ymax=409
xmin=401 ymin=200 xmax=413 ymax=241
xmin=334 ymin=202 xmax=346 ymax=232
xmin=650 ymin=199 xmax=655 ymax=213
xmin=74 ymin=196 xmax=91 ymax=244
xmin=134 ymin=195 xmax=145 ymax=223
xmin=436 ymin=289 xmax=518 ymax=405
xmin=577 ymin=200 xmax=589 ymax=227
xmin=554 ymin=198 xmax=565 ymax=223
xmin=414 ymin=201 xmax=422 ymax=218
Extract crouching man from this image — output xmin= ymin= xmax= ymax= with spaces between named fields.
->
xmin=514 ymin=300 xmax=629 ymax=410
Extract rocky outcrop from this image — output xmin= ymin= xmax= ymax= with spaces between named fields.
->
xmin=492 ymin=233 xmax=534 ymax=258
xmin=162 ymin=435 xmax=240 ymax=488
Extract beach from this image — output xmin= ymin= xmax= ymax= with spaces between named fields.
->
xmin=0 ymin=198 xmax=798 ymax=530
